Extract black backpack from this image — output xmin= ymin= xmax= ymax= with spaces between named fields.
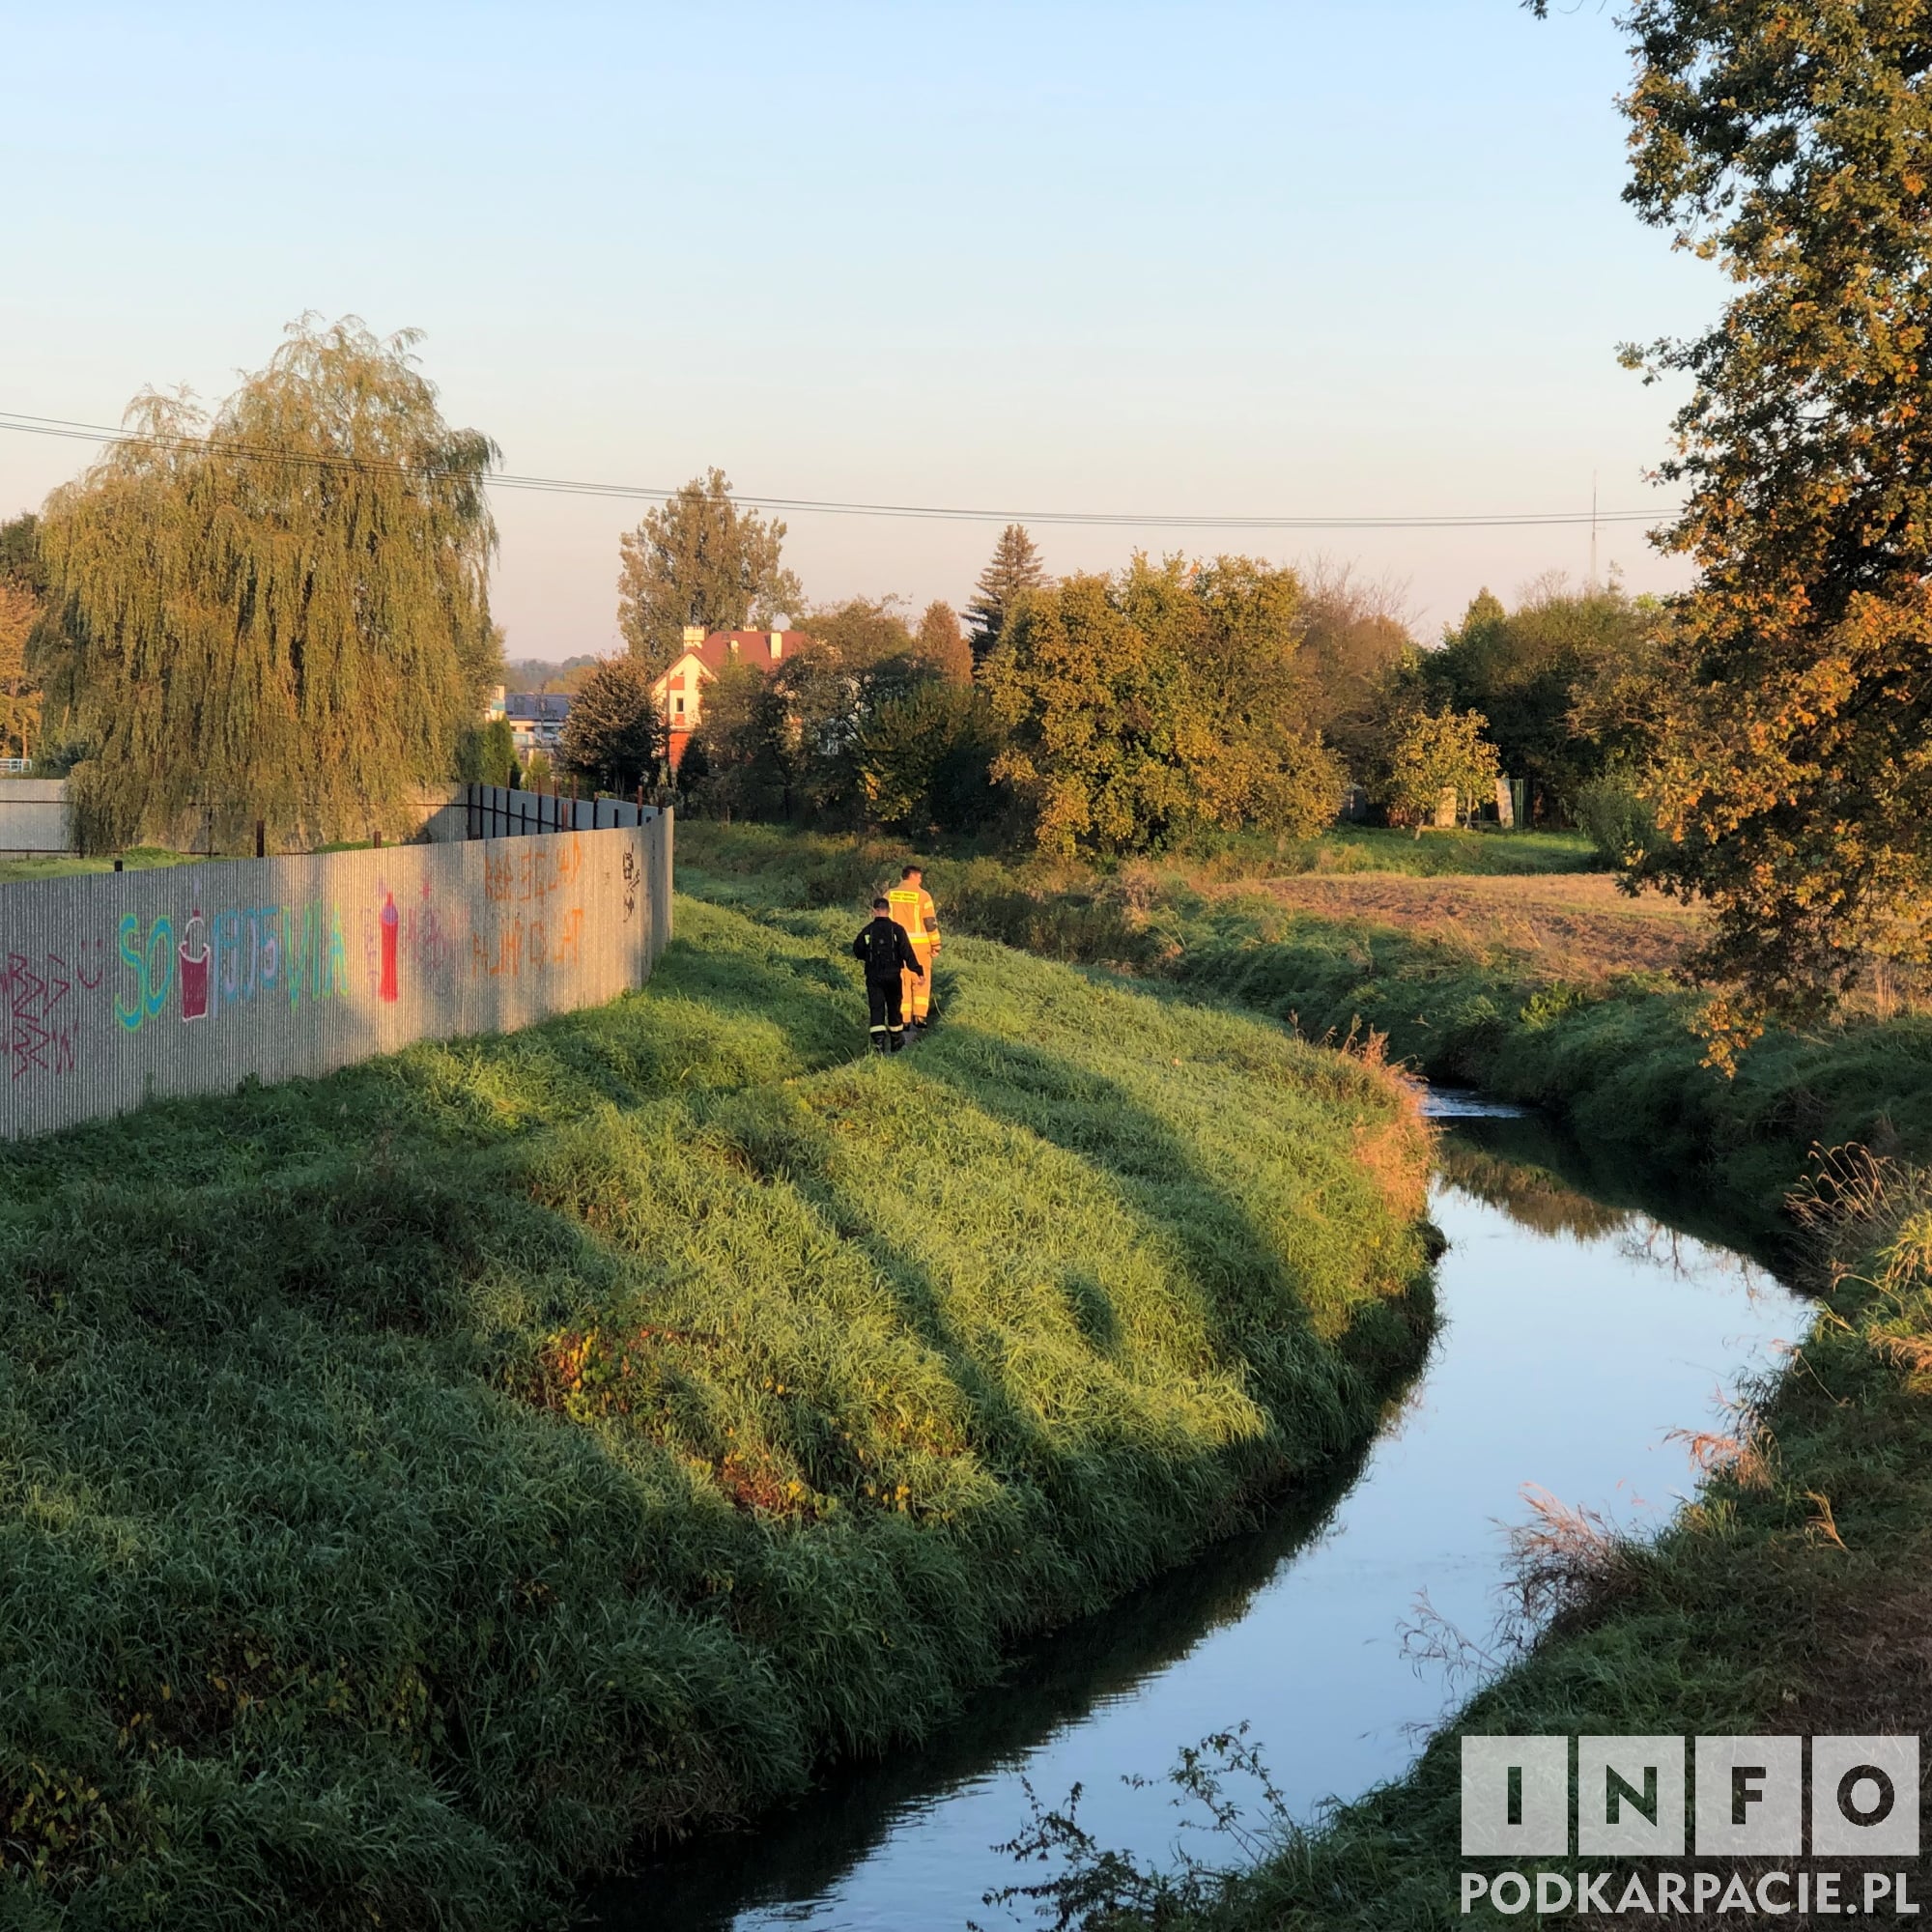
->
xmin=861 ymin=918 xmax=899 ymax=980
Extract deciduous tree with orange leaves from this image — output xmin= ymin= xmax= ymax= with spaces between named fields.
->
xmin=1565 ymin=2 xmax=1932 ymax=1048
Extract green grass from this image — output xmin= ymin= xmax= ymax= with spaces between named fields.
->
xmin=674 ymin=820 xmax=1595 ymax=911
xmin=0 ymin=894 xmax=1434 ymax=1928
xmin=0 ymin=847 xmax=196 ymax=886
xmin=677 ymin=822 xmax=1932 ymax=1231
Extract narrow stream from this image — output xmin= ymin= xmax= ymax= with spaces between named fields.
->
xmin=587 ymin=1096 xmax=1808 ymax=1930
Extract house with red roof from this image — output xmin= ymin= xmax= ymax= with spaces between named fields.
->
xmin=651 ymin=625 xmax=809 ymax=771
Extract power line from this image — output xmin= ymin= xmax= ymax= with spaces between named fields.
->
xmin=0 ymin=407 xmax=1665 ymax=533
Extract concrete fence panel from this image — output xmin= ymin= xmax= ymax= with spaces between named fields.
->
xmin=0 ymin=812 xmax=674 ymax=1140
xmin=0 ymin=781 xmax=71 ymax=857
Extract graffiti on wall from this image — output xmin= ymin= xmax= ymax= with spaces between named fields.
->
xmin=21 ymin=832 xmax=606 ymax=1074
xmin=9 ymin=952 xmax=80 ymax=1079
xmin=0 ymin=814 xmax=668 ymax=1141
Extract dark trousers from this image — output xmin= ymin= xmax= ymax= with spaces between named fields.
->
xmin=867 ymin=978 xmax=905 ymax=1050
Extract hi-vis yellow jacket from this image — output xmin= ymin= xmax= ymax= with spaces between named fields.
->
xmin=887 ymin=885 xmax=941 ymax=953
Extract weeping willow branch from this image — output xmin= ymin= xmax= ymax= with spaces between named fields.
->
xmin=39 ymin=315 xmax=501 ymax=852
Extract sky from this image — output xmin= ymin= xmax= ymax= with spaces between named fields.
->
xmin=0 ymin=1 xmax=1720 ymax=662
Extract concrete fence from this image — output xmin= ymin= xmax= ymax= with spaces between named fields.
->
xmin=0 ymin=781 xmax=658 ymax=857
xmin=0 ymin=810 xmax=673 ymax=1140
xmin=0 ymin=781 xmax=71 ymax=856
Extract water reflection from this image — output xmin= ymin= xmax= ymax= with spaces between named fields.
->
xmin=584 ymin=1104 xmax=1807 ymax=1932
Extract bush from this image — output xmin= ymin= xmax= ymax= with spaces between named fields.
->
xmin=1573 ymin=773 xmax=1662 ymax=865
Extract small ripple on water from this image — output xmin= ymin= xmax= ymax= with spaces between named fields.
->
xmin=1420 ymin=1087 xmax=1532 ymax=1119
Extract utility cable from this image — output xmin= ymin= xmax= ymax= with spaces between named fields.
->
xmin=0 ymin=408 xmax=1663 ymax=532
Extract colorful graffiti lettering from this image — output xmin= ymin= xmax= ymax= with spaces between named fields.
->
xmin=214 ymin=905 xmax=283 ymax=1010
xmin=115 ymin=913 xmax=176 ymax=1031
xmin=9 ymin=952 xmax=77 ymax=1079
xmin=281 ymin=900 xmax=348 ymax=1009
xmin=468 ymin=902 xmax=584 ymax=980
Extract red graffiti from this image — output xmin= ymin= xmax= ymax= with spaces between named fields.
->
xmin=8 ymin=952 xmax=76 ymax=1080
xmin=380 ymin=893 xmax=399 ymax=1003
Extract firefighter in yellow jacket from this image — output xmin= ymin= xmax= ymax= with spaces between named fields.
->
xmin=887 ymin=864 xmax=941 ymax=1035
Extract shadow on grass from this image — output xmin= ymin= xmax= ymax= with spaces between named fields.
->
xmin=585 ymin=1423 xmax=1384 ymax=1932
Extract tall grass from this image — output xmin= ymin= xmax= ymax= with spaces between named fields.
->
xmin=0 ymin=895 xmax=1434 ymax=1928
xmin=678 ymin=822 xmax=1932 ymax=1232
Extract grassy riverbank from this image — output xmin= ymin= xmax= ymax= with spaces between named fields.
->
xmin=678 ymin=822 xmax=1932 ymax=1231
xmin=0 ymin=895 xmax=1433 ymax=1928
xmin=675 ymin=822 xmax=1932 ymax=1929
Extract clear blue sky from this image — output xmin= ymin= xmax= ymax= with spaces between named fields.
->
xmin=2 ymin=2 xmax=1719 ymax=658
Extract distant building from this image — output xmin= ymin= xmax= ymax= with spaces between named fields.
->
xmin=650 ymin=625 xmax=808 ymax=771
xmin=504 ymin=693 xmax=572 ymax=757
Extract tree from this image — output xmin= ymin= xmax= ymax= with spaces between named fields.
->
xmin=687 ymin=653 xmax=795 ymax=819
xmin=38 ymin=317 xmax=500 ymax=852
xmin=1379 ymin=708 xmax=1501 ymax=836
xmin=616 ymin=469 xmax=802 ymax=672
xmin=1527 ymin=2 xmax=1932 ymax=1045
xmin=966 ymin=524 xmax=1048 ymax=665
xmin=1295 ymin=558 xmax=1416 ymax=783
xmin=0 ymin=580 xmax=41 ymax=762
xmin=456 ymin=716 xmax=518 ymax=788
xmin=915 ymin=600 xmax=973 ymax=685
xmin=982 ymin=554 xmax=1340 ymax=857
xmin=853 ymin=682 xmax=1005 ymax=833
xmin=505 ymin=654 xmax=601 ymax=696
xmin=1429 ymin=578 xmax=1659 ymax=814
xmin=559 ymin=656 xmax=663 ymax=793
xmin=0 ymin=513 xmax=45 ymax=596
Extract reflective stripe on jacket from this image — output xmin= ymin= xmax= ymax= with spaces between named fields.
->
xmin=888 ymin=887 xmax=941 ymax=951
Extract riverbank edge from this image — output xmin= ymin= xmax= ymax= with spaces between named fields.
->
xmin=1052 ymin=922 xmax=1932 ymax=1927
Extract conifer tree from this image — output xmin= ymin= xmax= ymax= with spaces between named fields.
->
xmin=39 ymin=317 xmax=500 ymax=851
xmin=966 ymin=525 xmax=1048 ymax=665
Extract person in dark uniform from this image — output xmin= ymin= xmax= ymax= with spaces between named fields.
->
xmin=854 ymin=895 xmax=923 ymax=1052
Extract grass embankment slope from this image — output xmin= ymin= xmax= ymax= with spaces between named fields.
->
xmin=677 ymin=822 xmax=1932 ymax=1930
xmin=679 ymin=820 xmax=1932 ymax=1230
xmin=0 ymin=894 xmax=1434 ymax=1927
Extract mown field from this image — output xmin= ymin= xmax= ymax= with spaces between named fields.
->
xmin=0 ymin=892 xmax=1435 ymax=1928
xmin=676 ymin=820 xmax=1932 ymax=1930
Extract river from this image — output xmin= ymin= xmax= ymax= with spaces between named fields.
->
xmin=585 ymin=1094 xmax=1808 ymax=1930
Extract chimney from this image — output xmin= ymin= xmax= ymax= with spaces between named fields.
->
xmin=682 ymin=624 xmax=704 ymax=651
xmin=769 ymin=630 xmax=783 ymax=661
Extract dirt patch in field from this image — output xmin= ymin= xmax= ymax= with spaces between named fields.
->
xmin=1244 ymin=872 xmax=1710 ymax=980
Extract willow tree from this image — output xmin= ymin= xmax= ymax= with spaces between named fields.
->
xmin=39 ymin=317 xmax=500 ymax=851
